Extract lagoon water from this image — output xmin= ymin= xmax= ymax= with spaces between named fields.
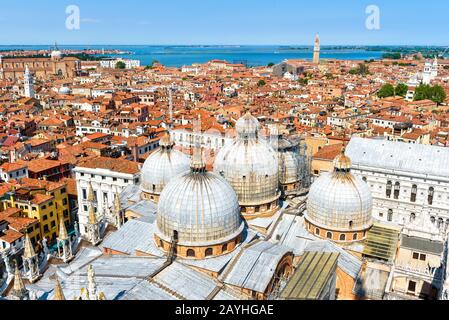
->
xmin=0 ymin=45 xmax=387 ymax=67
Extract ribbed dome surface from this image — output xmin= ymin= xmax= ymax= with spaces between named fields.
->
xmin=271 ymin=136 xmax=301 ymax=185
xmin=306 ymin=171 xmax=373 ymax=232
xmin=214 ymin=139 xmax=279 ymax=206
xmin=214 ymin=113 xmax=279 ymax=206
xmin=141 ymin=146 xmax=190 ymax=195
xmin=236 ymin=112 xmax=260 ymax=139
xmin=156 ymin=170 xmax=244 ymax=246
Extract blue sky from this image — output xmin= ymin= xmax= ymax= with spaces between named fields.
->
xmin=0 ymin=0 xmax=447 ymax=45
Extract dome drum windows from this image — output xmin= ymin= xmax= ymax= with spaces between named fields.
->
xmin=155 ymin=235 xmax=241 ymax=259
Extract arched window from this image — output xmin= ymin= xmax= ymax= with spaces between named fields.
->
xmin=428 ymin=187 xmax=435 ymax=205
xmin=394 ymin=182 xmax=401 ymax=200
xmin=386 ymin=181 xmax=392 ymax=198
xmin=438 ymin=218 xmax=444 ymax=229
xmin=187 ymin=249 xmax=196 ymax=258
xmin=315 ymin=228 xmax=320 ymax=235
xmin=326 ymin=232 xmax=333 ymax=239
xmin=430 ymin=216 xmax=436 ymax=224
xmin=349 ymin=221 xmax=353 ymax=229
xmin=362 ymin=177 xmax=367 ymax=183
xmin=353 ymin=233 xmax=358 ymax=241
xmin=411 ymin=185 xmax=417 ymax=203
xmin=222 ymin=243 xmax=228 ymax=253
xmin=410 ymin=213 xmax=416 ymax=222
xmin=205 ymin=248 xmax=213 ymax=257
xmin=339 ymin=234 xmax=346 ymax=241
xmin=388 ymin=209 xmax=393 ymax=222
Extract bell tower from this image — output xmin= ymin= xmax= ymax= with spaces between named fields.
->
xmin=313 ymin=33 xmax=320 ymax=64
xmin=24 ymin=65 xmax=35 ymax=98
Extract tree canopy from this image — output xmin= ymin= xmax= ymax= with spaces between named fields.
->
xmin=115 ymin=61 xmax=126 ymax=69
xmin=382 ymin=52 xmax=402 ymax=60
xmin=377 ymin=83 xmax=409 ymax=98
xmin=414 ymin=84 xmax=447 ymax=105
xmin=349 ymin=63 xmax=370 ymax=76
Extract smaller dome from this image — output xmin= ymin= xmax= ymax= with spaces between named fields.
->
xmin=236 ymin=112 xmax=260 ymax=139
xmin=141 ymin=135 xmax=190 ymax=197
xmin=306 ymin=152 xmax=373 ymax=238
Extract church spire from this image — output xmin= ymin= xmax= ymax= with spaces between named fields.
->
xmin=23 ymin=233 xmax=35 ymax=260
xmin=87 ymin=182 xmax=95 ymax=203
xmin=13 ymin=265 xmax=26 ymax=293
xmin=88 ymin=205 xmax=97 ymax=225
xmin=52 ymin=277 xmax=66 ymax=300
xmin=86 ymin=204 xmax=101 ymax=246
xmin=57 ymin=216 xmax=73 ymax=263
xmin=58 ymin=216 xmax=69 ymax=241
xmin=11 ymin=264 xmax=29 ymax=300
xmin=22 ymin=234 xmax=40 ymax=283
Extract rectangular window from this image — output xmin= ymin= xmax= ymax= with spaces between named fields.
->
xmin=408 ymin=281 xmax=417 ymax=293
xmin=43 ymin=215 xmax=48 ymax=221
xmin=82 ymin=188 xmax=87 ymax=200
xmin=412 ymin=252 xmax=419 ymax=260
xmin=419 ymin=254 xmax=426 ymax=261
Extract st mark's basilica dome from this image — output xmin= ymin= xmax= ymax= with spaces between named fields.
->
xmin=155 ymin=147 xmax=245 ymax=259
xmin=305 ymin=151 xmax=373 ymax=243
xmin=214 ymin=112 xmax=280 ymax=219
xmin=140 ymin=134 xmax=190 ymax=202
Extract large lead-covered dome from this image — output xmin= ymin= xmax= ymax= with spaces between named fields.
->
xmin=156 ymin=150 xmax=244 ymax=249
xmin=214 ymin=112 xmax=280 ymax=218
xmin=305 ymin=152 xmax=373 ymax=241
xmin=141 ymin=135 xmax=190 ymax=201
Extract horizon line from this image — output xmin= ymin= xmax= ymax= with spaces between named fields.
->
xmin=1 ymin=44 xmax=448 ymax=47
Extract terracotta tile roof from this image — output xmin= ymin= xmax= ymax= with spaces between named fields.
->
xmin=25 ymin=159 xmax=69 ymax=173
xmin=19 ymin=178 xmax=66 ymax=191
xmin=77 ymin=156 xmax=140 ymax=175
xmin=0 ymin=162 xmax=28 ymax=172
xmin=31 ymin=193 xmax=54 ymax=205
xmin=313 ymin=143 xmax=343 ymax=161
xmin=0 ymin=229 xmax=23 ymax=244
